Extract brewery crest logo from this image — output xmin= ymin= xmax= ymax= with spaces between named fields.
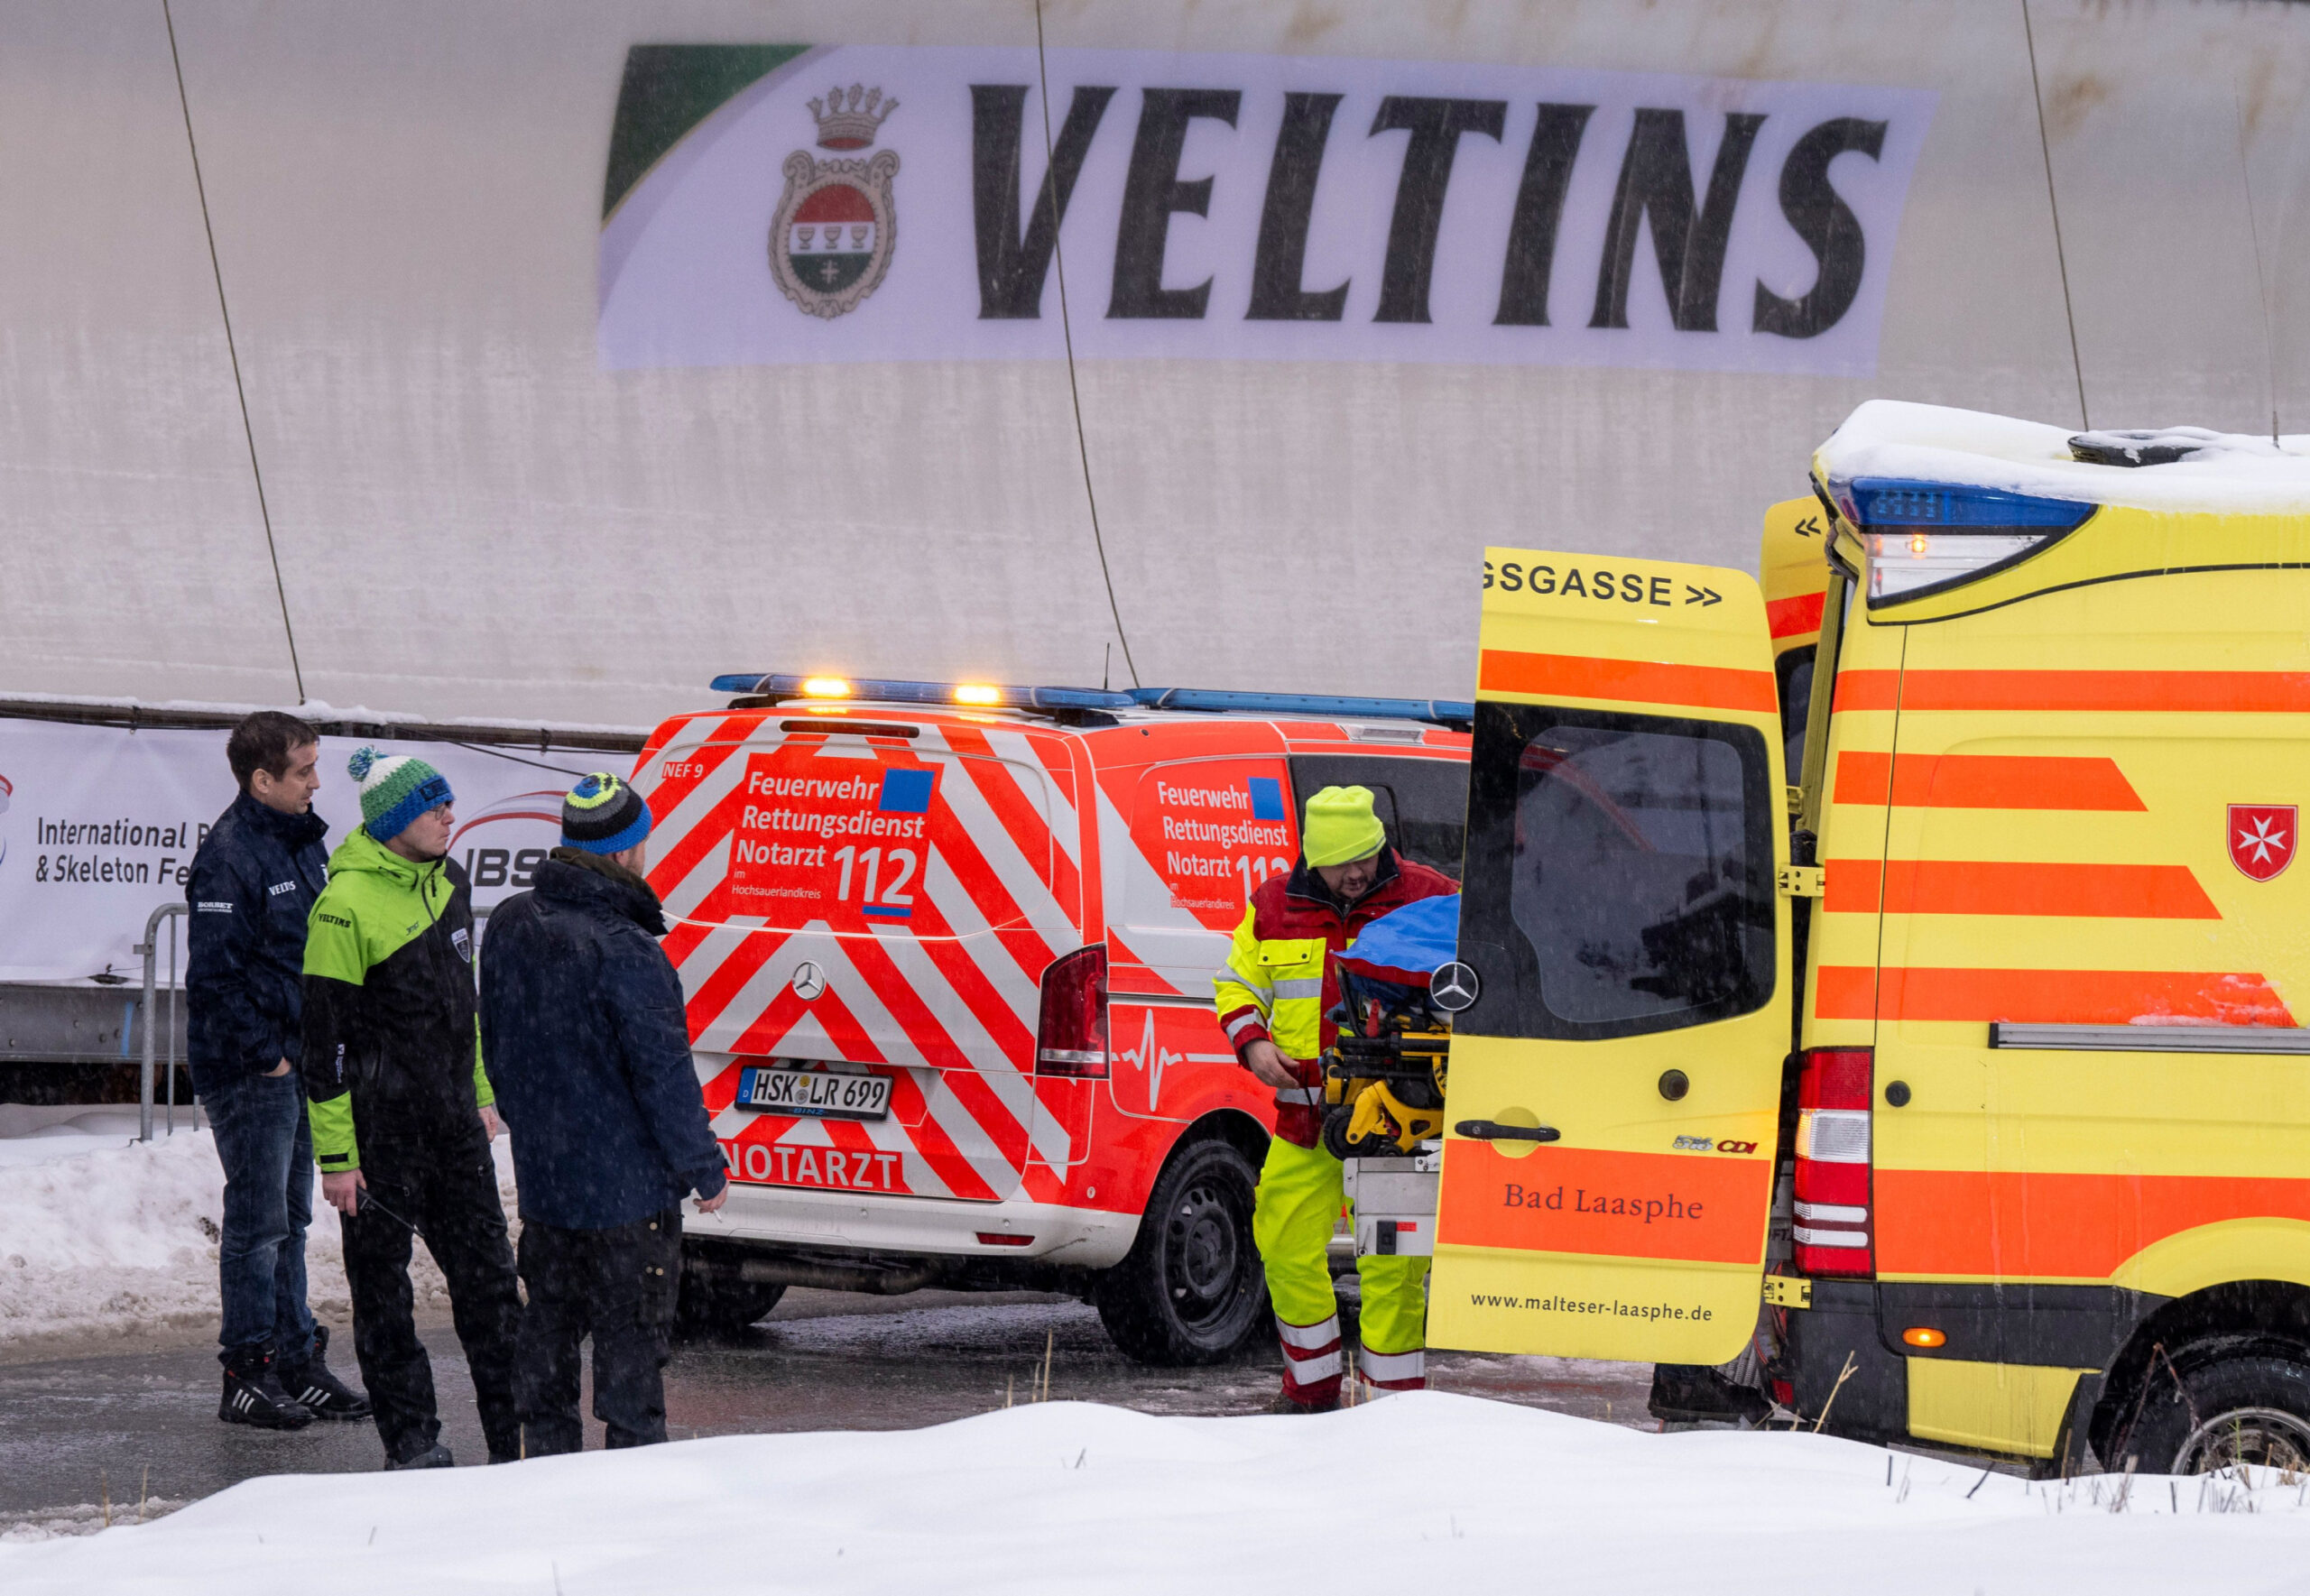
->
xmin=770 ymin=84 xmax=899 ymax=319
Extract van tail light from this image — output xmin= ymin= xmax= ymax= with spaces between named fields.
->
xmin=1036 ymin=944 xmax=1109 ymax=1078
xmin=1792 ymin=1047 xmax=1873 ymax=1278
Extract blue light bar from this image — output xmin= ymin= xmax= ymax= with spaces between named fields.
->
xmin=709 ymin=674 xmax=1134 ymax=710
xmin=1128 ymin=687 xmax=1474 ymax=724
xmin=1834 ymin=477 xmax=2097 ymax=531
xmin=709 ymin=674 xmax=1473 ymax=727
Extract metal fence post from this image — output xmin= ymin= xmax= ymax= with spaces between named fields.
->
xmin=137 ymin=902 xmax=187 ymax=1143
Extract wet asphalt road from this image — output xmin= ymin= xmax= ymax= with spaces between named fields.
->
xmin=0 ymin=1287 xmax=1654 ymax=1535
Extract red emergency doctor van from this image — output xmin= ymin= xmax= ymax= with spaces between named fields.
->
xmin=630 ymin=673 xmax=1470 ymax=1363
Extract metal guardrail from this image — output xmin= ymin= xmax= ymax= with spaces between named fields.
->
xmin=134 ymin=899 xmax=495 ymax=1143
xmin=134 ymin=903 xmax=186 ymax=1142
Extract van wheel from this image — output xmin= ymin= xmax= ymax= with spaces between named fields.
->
xmin=673 ymin=1268 xmax=787 ymax=1339
xmin=2122 ymin=1353 xmax=2310 ymax=1473
xmin=1095 ymin=1136 xmax=1270 ymax=1367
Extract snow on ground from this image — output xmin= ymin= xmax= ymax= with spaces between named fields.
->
xmin=0 ymin=1119 xmax=517 ymax=1349
xmin=2 ymin=1393 xmax=2306 ymax=1594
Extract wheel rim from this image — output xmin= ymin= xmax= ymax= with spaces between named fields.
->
xmin=1163 ymin=1176 xmax=1246 ymax=1333
xmin=2177 ymin=1406 xmax=2310 ymax=1473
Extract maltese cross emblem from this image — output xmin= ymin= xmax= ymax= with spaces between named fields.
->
xmin=2229 ymin=804 xmax=2296 ymax=882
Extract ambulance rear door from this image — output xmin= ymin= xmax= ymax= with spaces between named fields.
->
xmin=1428 ymin=549 xmax=1795 ymax=1364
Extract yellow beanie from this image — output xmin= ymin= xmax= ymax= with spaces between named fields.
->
xmin=1302 ymin=785 xmax=1387 ymax=868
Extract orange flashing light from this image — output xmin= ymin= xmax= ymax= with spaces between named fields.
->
xmin=1902 ymin=1327 xmax=1946 ymax=1349
xmin=799 ymin=677 xmax=851 ymax=698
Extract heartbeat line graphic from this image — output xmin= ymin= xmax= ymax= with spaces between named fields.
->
xmin=1113 ymin=1007 xmax=1238 ymax=1112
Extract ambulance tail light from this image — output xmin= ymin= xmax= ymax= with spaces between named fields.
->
xmin=1825 ymin=478 xmax=2094 ymax=608
xmin=1036 ymin=944 xmax=1109 ymax=1078
xmin=1792 ymin=1047 xmax=1873 ymax=1278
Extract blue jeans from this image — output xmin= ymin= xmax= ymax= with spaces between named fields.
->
xmin=200 ymin=1066 xmax=318 ymax=1364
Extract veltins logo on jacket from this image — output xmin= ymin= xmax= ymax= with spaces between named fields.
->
xmin=771 ymin=85 xmax=900 ymax=319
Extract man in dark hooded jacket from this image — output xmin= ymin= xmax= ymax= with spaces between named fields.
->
xmin=478 ymin=772 xmax=729 ymax=1455
xmin=187 ymin=711 xmax=367 ymax=1428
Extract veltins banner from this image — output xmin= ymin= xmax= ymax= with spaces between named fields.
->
xmin=599 ymin=45 xmax=1934 ymax=376
xmin=0 ymin=720 xmax=635 ymax=985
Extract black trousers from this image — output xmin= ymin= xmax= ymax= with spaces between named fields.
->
xmin=338 ymin=1123 xmax=522 ymax=1464
xmin=515 ymin=1207 xmax=684 ymax=1455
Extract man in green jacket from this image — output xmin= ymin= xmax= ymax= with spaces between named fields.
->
xmin=302 ymin=746 xmax=522 ymax=1470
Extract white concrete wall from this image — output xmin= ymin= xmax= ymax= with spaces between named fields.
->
xmin=2 ymin=0 xmax=2305 ymax=724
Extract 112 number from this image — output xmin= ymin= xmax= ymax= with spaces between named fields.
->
xmin=834 ymin=845 xmax=917 ymax=907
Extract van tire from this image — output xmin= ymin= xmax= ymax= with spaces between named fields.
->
xmin=673 ymin=1268 xmax=787 ymax=1339
xmin=1095 ymin=1136 xmax=1270 ymax=1367
xmin=2120 ymin=1352 xmax=2310 ymax=1474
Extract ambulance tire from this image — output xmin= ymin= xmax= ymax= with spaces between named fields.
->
xmin=2123 ymin=1352 xmax=2310 ymax=1475
xmin=673 ymin=1269 xmax=788 ymax=1339
xmin=1094 ymin=1135 xmax=1270 ymax=1367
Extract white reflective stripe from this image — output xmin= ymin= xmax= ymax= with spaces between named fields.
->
xmin=1271 ymin=1086 xmax=1322 ymax=1107
xmin=1282 ymin=1350 xmax=1344 ymax=1384
xmin=1214 ymin=960 xmax=1269 ymax=1001
xmin=1270 ymin=978 xmax=1323 ymax=1001
xmin=1223 ymin=1011 xmax=1262 ymax=1041
xmin=1357 ymin=1347 xmax=1425 ymax=1382
xmin=1792 ymin=1225 xmax=1871 ymax=1249
xmin=1276 ymin=1315 xmax=1342 ymax=1351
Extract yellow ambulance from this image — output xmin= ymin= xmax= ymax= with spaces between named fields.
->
xmin=1428 ymin=401 xmax=2310 ymax=1474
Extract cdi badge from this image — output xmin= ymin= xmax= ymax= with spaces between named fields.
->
xmin=770 ymin=84 xmax=900 ymax=320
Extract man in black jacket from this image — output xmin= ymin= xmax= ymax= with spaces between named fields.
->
xmin=187 ymin=711 xmax=367 ymax=1428
xmin=479 ymin=772 xmax=729 ymax=1454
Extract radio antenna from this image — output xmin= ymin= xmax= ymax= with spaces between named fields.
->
xmin=2020 ymin=0 xmax=2089 ymax=431
xmin=1034 ymin=0 xmax=1141 ymax=686
xmin=2233 ymin=89 xmax=2281 ymax=447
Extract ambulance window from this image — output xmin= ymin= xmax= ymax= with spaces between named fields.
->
xmin=1456 ymin=704 xmax=1774 ymax=1039
xmin=1288 ymin=755 xmax=1468 ymax=880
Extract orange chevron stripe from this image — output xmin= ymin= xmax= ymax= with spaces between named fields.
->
xmin=1768 ymin=592 xmax=1826 ymax=640
xmin=1824 ymin=859 xmax=2219 ymax=919
xmin=1833 ymin=752 xmax=2145 ymax=811
xmin=1877 ymin=1167 xmax=2310 ymax=1280
xmin=1833 ymin=669 xmax=2310 ymax=715
xmin=1479 ymin=650 xmax=1778 ymax=714
xmin=1814 ymin=964 xmax=2296 ymax=1026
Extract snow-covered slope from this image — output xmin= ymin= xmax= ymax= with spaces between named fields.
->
xmin=2 ymin=1393 xmax=2305 ymax=1594
xmin=0 ymin=1124 xmax=514 ymax=1348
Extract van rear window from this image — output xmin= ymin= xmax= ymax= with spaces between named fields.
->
xmin=1289 ymin=754 xmax=1469 ymax=879
xmin=718 ymin=744 xmax=1053 ymax=932
xmin=1457 ymin=704 xmax=1774 ymax=1039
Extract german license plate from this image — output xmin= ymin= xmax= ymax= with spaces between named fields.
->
xmin=735 ymin=1063 xmax=892 ymax=1121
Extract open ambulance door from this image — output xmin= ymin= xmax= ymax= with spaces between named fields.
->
xmin=1428 ymin=549 xmax=1795 ymax=1365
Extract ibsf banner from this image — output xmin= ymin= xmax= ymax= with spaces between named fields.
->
xmin=0 ymin=718 xmax=638 ymax=984
xmin=599 ymin=45 xmax=1934 ymax=376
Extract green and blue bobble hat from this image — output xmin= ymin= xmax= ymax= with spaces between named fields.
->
xmin=346 ymin=746 xmax=454 ymax=843
xmin=562 ymin=772 xmax=651 ymax=855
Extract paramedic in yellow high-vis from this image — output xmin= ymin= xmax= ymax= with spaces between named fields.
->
xmin=1215 ymin=786 xmax=1455 ymax=1411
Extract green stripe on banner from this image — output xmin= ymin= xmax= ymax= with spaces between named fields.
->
xmin=603 ymin=43 xmax=811 ymax=219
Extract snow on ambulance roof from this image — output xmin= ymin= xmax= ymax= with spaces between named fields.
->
xmin=1816 ymin=401 xmax=2310 ymax=517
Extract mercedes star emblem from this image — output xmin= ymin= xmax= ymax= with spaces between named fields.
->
xmin=1429 ymin=961 xmax=1480 ymax=1012
xmin=791 ymin=961 xmax=827 ymax=1001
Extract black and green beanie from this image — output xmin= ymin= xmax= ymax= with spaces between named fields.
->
xmin=563 ymin=772 xmax=651 ymax=855
xmin=346 ymin=746 xmax=454 ymax=842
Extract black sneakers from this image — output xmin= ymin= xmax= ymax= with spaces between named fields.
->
xmin=276 ymin=1326 xmax=372 ymax=1421
xmin=386 ymin=1441 xmax=455 ymax=1471
xmin=218 ymin=1345 xmax=314 ymax=1430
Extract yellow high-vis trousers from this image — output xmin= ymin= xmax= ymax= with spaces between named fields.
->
xmin=1252 ymin=1136 xmax=1428 ymax=1359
